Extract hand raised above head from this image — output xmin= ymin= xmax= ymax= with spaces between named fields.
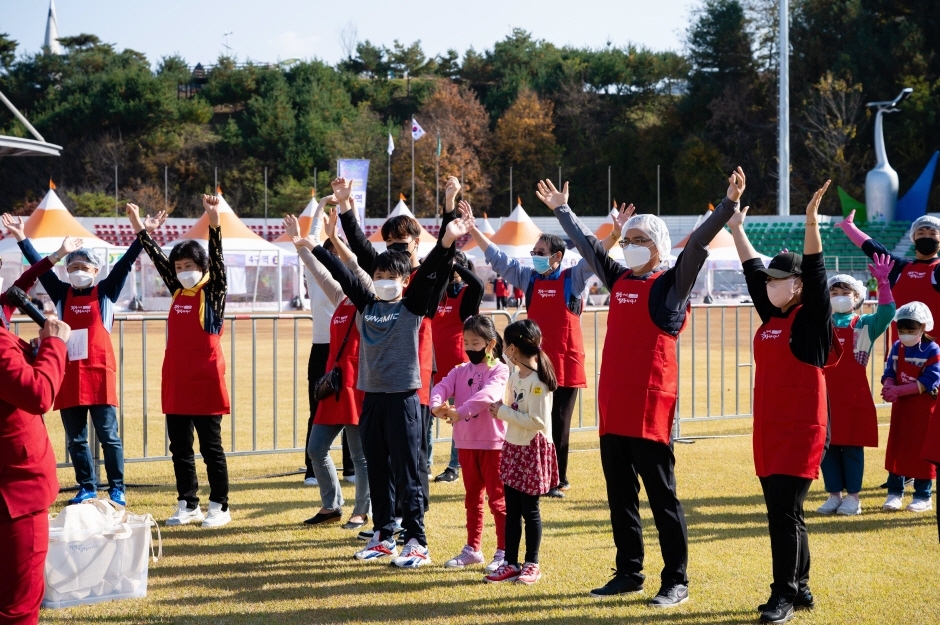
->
xmin=726 ymin=167 xmax=746 ymax=202
xmin=535 ymin=179 xmax=569 ymax=210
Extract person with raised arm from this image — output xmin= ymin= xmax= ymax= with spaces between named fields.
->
xmin=130 ymin=195 xmax=232 ymax=529
xmin=730 ymin=180 xmax=840 ymax=623
xmin=0 ymin=214 xmax=63 ymax=329
xmin=536 ymin=170 xmax=744 ymax=607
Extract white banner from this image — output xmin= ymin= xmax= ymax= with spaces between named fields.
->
xmin=337 ymin=159 xmax=370 ymax=225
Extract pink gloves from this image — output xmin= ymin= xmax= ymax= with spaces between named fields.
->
xmin=834 ymin=210 xmax=871 ymax=248
xmin=882 ymin=379 xmax=920 ymax=403
xmin=868 ymin=253 xmax=895 ymax=305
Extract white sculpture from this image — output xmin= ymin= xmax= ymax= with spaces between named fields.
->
xmin=865 ymin=88 xmax=913 ymax=222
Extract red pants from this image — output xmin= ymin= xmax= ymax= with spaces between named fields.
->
xmin=0 ymin=509 xmax=48 ymax=625
xmin=458 ymin=448 xmax=506 ymax=551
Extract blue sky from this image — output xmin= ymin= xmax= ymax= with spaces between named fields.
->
xmin=3 ymin=0 xmax=694 ymax=67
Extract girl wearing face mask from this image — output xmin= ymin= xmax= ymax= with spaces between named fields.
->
xmin=881 ymin=302 xmax=940 ymax=514
xmin=817 ymin=260 xmax=896 ymax=517
xmin=130 ymin=195 xmax=233 ymax=529
xmin=430 ymin=315 xmax=509 ymax=573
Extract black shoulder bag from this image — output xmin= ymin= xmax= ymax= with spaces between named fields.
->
xmin=313 ymin=314 xmax=356 ymax=402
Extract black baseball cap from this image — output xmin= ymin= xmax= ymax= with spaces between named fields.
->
xmin=757 ymin=251 xmax=802 ymax=279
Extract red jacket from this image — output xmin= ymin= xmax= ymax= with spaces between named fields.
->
xmin=0 ymin=327 xmax=67 ymax=519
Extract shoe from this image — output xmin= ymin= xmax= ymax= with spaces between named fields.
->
xmin=303 ymin=509 xmax=342 ymax=525
xmin=484 ymin=562 xmax=521 ymax=583
xmin=202 ymin=502 xmax=232 ymax=528
xmin=485 ymin=549 xmax=506 ymax=573
xmin=303 ymin=477 xmax=318 ymax=486
xmin=758 ymin=589 xmax=814 ymax=612
xmin=355 ymin=535 xmax=398 ymax=561
xmin=444 ymin=545 xmax=484 ymax=569
xmin=815 ymin=494 xmax=842 ymax=515
xmin=434 ymin=467 xmax=459 ymax=483
xmin=166 ymin=500 xmax=204 ymax=526
xmin=590 ymin=570 xmax=644 ymax=597
xmin=836 ymin=495 xmax=862 ymax=516
xmin=882 ymin=494 xmax=903 ymax=511
xmin=515 ymin=561 xmax=541 ymax=584
xmin=68 ymin=486 xmax=97 ymax=505
xmin=906 ymin=498 xmax=933 ymax=513
xmin=343 ymin=475 xmax=357 ymax=484
xmin=108 ymin=488 xmax=126 ymax=507
xmin=649 ymin=583 xmax=689 ymax=608
xmin=392 ymin=538 xmax=431 ymax=568
xmin=545 ymin=487 xmax=565 ymax=498
xmin=342 ymin=516 xmax=368 ymax=530
xmin=759 ymin=594 xmax=794 ymax=624
xmin=358 ymin=523 xmax=403 ymax=541
xmin=559 ymin=481 xmax=571 ymax=492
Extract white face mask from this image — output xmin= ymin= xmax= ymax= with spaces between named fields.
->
xmin=830 ymin=295 xmax=856 ymax=314
xmin=622 ymin=244 xmax=652 ymax=271
xmin=767 ymin=277 xmax=799 ymax=308
xmin=177 ymin=270 xmax=203 ymax=289
xmin=899 ymin=332 xmax=923 ymax=347
xmin=68 ymin=270 xmax=94 ymax=289
xmin=374 ymin=279 xmax=403 ymax=301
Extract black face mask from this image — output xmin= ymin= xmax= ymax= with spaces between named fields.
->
xmin=465 ymin=348 xmax=487 ymax=365
xmin=915 ymin=237 xmax=940 ymax=256
xmin=387 ymin=242 xmax=411 ymax=254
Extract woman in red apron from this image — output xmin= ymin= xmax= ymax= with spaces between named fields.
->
xmin=731 ymin=180 xmax=837 ymax=623
xmin=881 ymin=302 xmax=940 ymax=514
xmin=130 ymin=195 xmax=232 ymax=529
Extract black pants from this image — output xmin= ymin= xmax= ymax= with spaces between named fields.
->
xmin=419 ymin=404 xmax=431 ymax=510
xmin=360 ymin=391 xmax=426 ymax=545
xmin=496 ymin=296 xmax=507 ymax=309
xmin=552 ymin=387 xmax=578 ymax=486
xmin=600 ymin=434 xmax=688 ymax=586
xmin=505 ymin=485 xmax=542 ymax=566
xmin=759 ymin=474 xmax=813 ymax=600
xmin=305 ymin=343 xmax=331 ymax=478
xmin=166 ymin=415 xmax=229 ymax=510
xmin=341 ymin=430 xmax=354 ymax=477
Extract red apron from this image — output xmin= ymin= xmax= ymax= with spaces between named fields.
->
xmin=753 ymin=307 xmax=840 ymax=479
xmin=598 ymin=272 xmax=685 ymax=444
xmin=923 ymin=408 xmax=940 ymax=467
xmin=55 ymin=286 xmax=118 ymax=410
xmin=526 ymin=269 xmax=587 ymax=389
xmin=823 ymin=317 xmax=879 ymax=447
xmin=885 ymin=344 xmax=938 ymax=479
xmin=161 ymin=287 xmax=230 ymax=416
xmin=316 ymin=298 xmax=364 ymax=426
xmin=888 ymin=258 xmax=940 ymax=344
xmin=432 ymin=286 xmax=469 ymax=384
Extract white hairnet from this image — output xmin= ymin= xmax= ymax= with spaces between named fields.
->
xmin=895 ymin=301 xmax=934 ymax=332
xmin=911 ymin=215 xmax=940 ymax=241
xmin=65 ymin=249 xmax=101 ymax=269
xmin=827 ymin=274 xmax=866 ymax=303
xmin=622 ymin=214 xmax=672 ymax=260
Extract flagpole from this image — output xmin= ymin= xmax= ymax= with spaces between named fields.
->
xmin=435 ymin=133 xmax=440 ymax=230
xmin=388 ymin=135 xmax=392 ymax=216
xmin=411 ymin=116 xmax=415 ymax=213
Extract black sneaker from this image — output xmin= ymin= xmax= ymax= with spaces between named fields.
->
xmin=545 ymin=487 xmax=565 ymax=498
xmin=357 ymin=524 xmax=403 ymax=541
xmin=649 ymin=583 xmax=689 ymax=608
xmin=759 ymin=595 xmax=794 ymax=624
xmin=589 ymin=571 xmax=644 ymax=597
xmin=757 ymin=589 xmax=814 ymax=613
xmin=434 ymin=467 xmax=459 ymax=483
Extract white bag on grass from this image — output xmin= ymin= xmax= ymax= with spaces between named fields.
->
xmin=43 ymin=499 xmax=162 ymax=609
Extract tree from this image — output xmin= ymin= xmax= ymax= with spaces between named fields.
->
xmin=0 ymin=33 xmax=16 ymax=71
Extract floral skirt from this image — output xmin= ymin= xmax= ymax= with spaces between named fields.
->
xmin=499 ymin=432 xmax=559 ymax=496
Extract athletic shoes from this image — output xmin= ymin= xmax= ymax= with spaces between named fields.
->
xmin=484 ymin=563 xmax=521 ymax=583
xmin=343 ymin=475 xmax=357 ymax=484
xmin=444 ymin=545 xmax=484 ymax=569
xmin=68 ymin=486 xmax=97 ymax=505
xmin=545 ymin=487 xmax=565 ymax=499
xmin=202 ymin=502 xmax=232 ymax=528
xmin=815 ymin=494 xmax=843 ymax=515
xmin=355 ymin=536 xmax=398 ymax=561
xmin=589 ymin=571 xmax=644 ymax=597
xmin=906 ymin=498 xmax=933 ymax=513
xmin=836 ymin=494 xmax=862 ymax=516
xmin=759 ymin=594 xmax=794 ymax=624
xmin=485 ymin=549 xmax=506 ymax=573
xmin=392 ymin=539 xmax=431 ymax=569
xmin=303 ymin=477 xmax=318 ymax=486
xmin=515 ymin=562 xmax=541 ymax=585
xmin=758 ymin=588 xmax=814 ymax=612
xmin=357 ymin=523 xmax=404 ymax=541
xmin=882 ymin=494 xmax=903 ymax=511
xmin=166 ymin=501 xmax=204 ymax=526
xmin=108 ymin=488 xmax=126 ymax=507
xmin=434 ymin=467 xmax=460 ymax=483
xmin=649 ymin=583 xmax=689 ymax=608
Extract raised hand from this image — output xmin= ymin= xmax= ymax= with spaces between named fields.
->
xmin=283 ymin=215 xmax=300 ymax=239
xmin=58 ymin=235 xmax=83 ymax=257
xmin=444 ymin=176 xmax=461 ymax=211
xmin=613 ymin=203 xmax=635 ymax=233
xmin=125 ymin=203 xmax=145 ymax=233
xmin=331 ymin=177 xmax=353 ymax=203
xmin=727 ymin=166 xmax=746 ymax=202
xmin=2 ymin=213 xmax=26 ymax=242
xmin=292 ymin=235 xmax=314 ymax=251
xmin=806 ymin=180 xmax=832 ymax=220
xmin=142 ymin=209 xmax=167 ymax=233
xmin=869 ymin=253 xmax=894 ymax=282
xmin=728 ymin=205 xmax=750 ymax=230
xmin=834 ymin=209 xmax=855 ymax=232
xmin=443 ymin=204 xmax=474 ymax=247
xmin=324 ymin=208 xmax=339 ymax=241
xmin=535 ymin=179 xmax=569 ymax=210
xmin=203 ymin=194 xmax=222 ymax=228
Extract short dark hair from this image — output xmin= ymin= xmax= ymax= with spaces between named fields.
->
xmin=381 ymin=215 xmax=422 ymax=242
xmin=168 ymin=240 xmax=209 ymax=272
xmin=504 ymin=319 xmax=557 ymax=391
xmin=372 ymin=250 xmax=412 ymax=280
xmin=538 ymin=233 xmax=566 ymax=257
xmin=322 ymin=234 xmax=346 ymax=255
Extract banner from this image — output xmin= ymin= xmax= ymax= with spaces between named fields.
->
xmin=337 ymin=159 xmax=370 ymax=224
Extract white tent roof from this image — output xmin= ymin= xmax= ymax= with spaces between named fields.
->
xmin=368 ymin=197 xmax=438 ymax=256
xmin=464 ymin=201 xmax=542 ymax=260
xmin=167 ymin=192 xmax=290 ymax=254
xmin=273 ymin=192 xmax=327 ymax=251
xmin=0 ymin=188 xmax=119 ymax=256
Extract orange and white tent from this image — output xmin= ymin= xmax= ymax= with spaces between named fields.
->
xmin=594 ymin=207 xmax=624 ymax=260
xmin=169 ymin=191 xmax=289 ymax=256
xmin=368 ymin=195 xmax=438 ymax=256
xmin=273 ymin=191 xmax=327 ymax=251
xmin=670 ymin=208 xmax=766 ymax=269
xmin=464 ymin=199 xmax=542 ymax=260
xmin=459 ymin=213 xmax=496 ymax=253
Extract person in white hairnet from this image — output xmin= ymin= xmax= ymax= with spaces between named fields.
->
xmin=881 ymin=301 xmax=940 ymax=514
xmin=817 ymin=261 xmax=896 ymax=517
xmin=535 ymin=168 xmax=746 ymax=606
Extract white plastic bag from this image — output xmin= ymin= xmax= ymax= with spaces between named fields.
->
xmin=43 ymin=499 xmax=162 ymax=609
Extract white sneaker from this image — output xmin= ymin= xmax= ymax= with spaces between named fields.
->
xmin=166 ymin=500 xmax=204 ymax=526
xmin=816 ymin=494 xmax=843 ymax=515
xmin=836 ymin=494 xmax=862 ymax=516
xmin=392 ymin=538 xmax=432 ymax=569
xmin=485 ymin=549 xmax=506 ymax=573
xmin=344 ymin=475 xmax=357 ymax=484
xmin=882 ymin=494 xmax=903 ymax=511
xmin=303 ymin=477 xmax=318 ymax=486
xmin=202 ymin=502 xmax=232 ymax=528
xmin=355 ymin=535 xmax=398 ymax=561
xmin=444 ymin=545 xmax=484 ymax=569
xmin=906 ymin=498 xmax=933 ymax=513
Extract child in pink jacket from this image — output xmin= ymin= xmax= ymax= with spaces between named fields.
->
xmin=431 ymin=315 xmax=510 ymax=573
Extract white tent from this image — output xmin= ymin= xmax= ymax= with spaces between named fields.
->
xmin=464 ymin=200 xmax=542 ymax=260
xmin=368 ymin=196 xmax=438 ymax=256
xmin=273 ymin=191 xmax=327 ymax=251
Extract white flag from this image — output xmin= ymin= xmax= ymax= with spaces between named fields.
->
xmin=387 ymin=132 xmax=395 ymax=155
xmin=411 ymin=117 xmax=426 ymax=141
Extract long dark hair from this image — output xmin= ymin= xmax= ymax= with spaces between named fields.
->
xmin=463 ymin=315 xmax=503 ymax=362
xmin=503 ymin=319 xmax=557 ymax=391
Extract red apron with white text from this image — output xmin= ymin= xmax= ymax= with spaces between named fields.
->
xmin=161 ymin=287 xmax=230 ymax=415
xmin=823 ymin=318 xmax=878 ymax=447
xmin=753 ymin=307 xmax=839 ymax=479
xmin=922 ymin=400 xmax=940 ymax=466
xmin=55 ymin=286 xmax=118 ymax=410
xmin=889 ymin=258 xmax=940 ymax=344
xmin=316 ymin=298 xmax=364 ymax=426
xmin=885 ymin=344 xmax=938 ymax=479
xmin=432 ymin=285 xmax=469 ymax=385
xmin=526 ymin=269 xmax=587 ymax=389
xmin=598 ymin=272 xmax=686 ymax=444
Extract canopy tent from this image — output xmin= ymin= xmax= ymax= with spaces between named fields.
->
xmin=367 ymin=196 xmax=438 ymax=256
xmin=273 ymin=191 xmax=327 ymax=251
xmin=459 ymin=213 xmax=497 ymax=253
xmin=594 ymin=208 xmax=624 ymax=261
xmin=463 ymin=200 xmax=543 ymax=260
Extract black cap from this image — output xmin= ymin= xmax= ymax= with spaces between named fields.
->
xmin=757 ymin=251 xmax=802 ymax=279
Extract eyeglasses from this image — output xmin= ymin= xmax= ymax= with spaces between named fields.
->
xmin=529 ymin=250 xmax=551 ymax=257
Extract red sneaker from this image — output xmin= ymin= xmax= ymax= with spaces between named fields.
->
xmin=515 ymin=562 xmax=541 ymax=585
xmin=484 ymin=563 xmax=521 ymax=583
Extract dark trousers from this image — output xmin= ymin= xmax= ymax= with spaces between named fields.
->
xmin=600 ymin=433 xmax=689 ymax=586
xmin=166 ymin=415 xmax=229 ymax=509
xmin=420 ymin=404 xmax=431 ymax=509
xmin=552 ymin=387 xmax=578 ymax=486
xmin=341 ymin=430 xmax=354 ymax=477
xmin=504 ymin=485 xmax=541 ymax=566
xmin=496 ymin=296 xmax=507 ymax=309
xmin=360 ymin=391 xmax=426 ymax=545
xmin=759 ymin=474 xmax=813 ymax=600
xmin=305 ymin=343 xmax=331 ymax=478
